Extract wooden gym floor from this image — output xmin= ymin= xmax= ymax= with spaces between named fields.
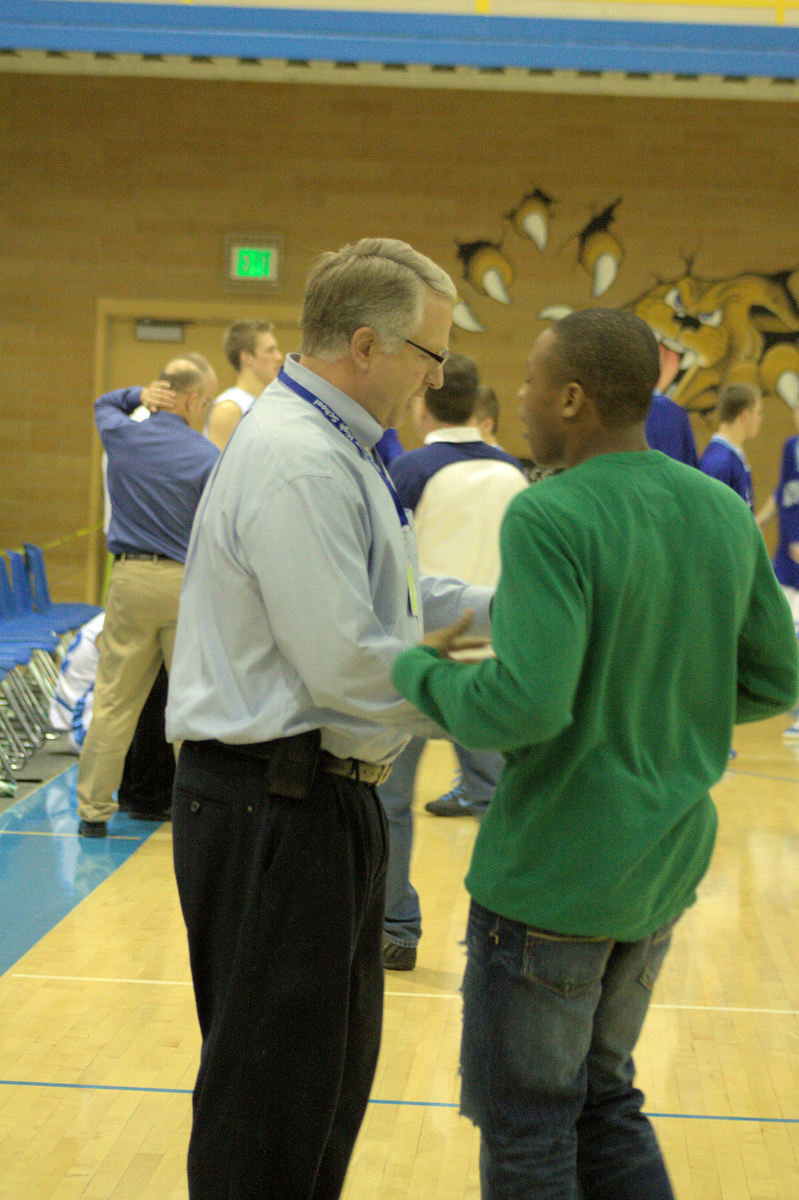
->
xmin=0 ymin=720 xmax=797 ymax=1199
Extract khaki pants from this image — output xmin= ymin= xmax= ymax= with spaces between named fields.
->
xmin=77 ymin=558 xmax=183 ymax=822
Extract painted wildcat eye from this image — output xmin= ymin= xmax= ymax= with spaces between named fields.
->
xmin=665 ymin=287 xmax=685 ymax=315
xmin=698 ymin=309 xmax=723 ymax=327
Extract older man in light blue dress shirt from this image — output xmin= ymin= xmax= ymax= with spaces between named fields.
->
xmin=166 ymin=238 xmax=493 ymax=1200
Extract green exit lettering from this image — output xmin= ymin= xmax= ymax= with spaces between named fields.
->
xmin=236 ymin=247 xmax=272 ymax=279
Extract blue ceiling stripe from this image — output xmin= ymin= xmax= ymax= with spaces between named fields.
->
xmin=2 ymin=2 xmax=799 ymax=78
xmin=6 ymin=1 xmax=799 ymax=48
xmin=3 ymin=3 xmax=799 ymax=47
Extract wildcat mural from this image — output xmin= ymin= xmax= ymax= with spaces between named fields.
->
xmin=628 ymin=268 xmax=799 ymax=412
xmin=452 ymin=189 xmax=799 ymax=411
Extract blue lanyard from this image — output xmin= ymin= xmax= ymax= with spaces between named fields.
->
xmin=279 ymin=368 xmax=409 ymax=528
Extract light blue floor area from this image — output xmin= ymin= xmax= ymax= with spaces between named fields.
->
xmin=0 ymin=764 xmax=162 ymax=975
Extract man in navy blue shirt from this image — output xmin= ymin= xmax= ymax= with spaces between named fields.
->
xmin=77 ymin=357 xmax=219 ymax=836
xmin=700 ymin=382 xmax=762 ymax=511
xmin=375 ymin=426 xmax=404 ymax=466
xmin=645 ymin=392 xmax=699 ymax=467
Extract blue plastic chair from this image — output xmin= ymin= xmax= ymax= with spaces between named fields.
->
xmin=0 ymin=656 xmax=28 ymax=774
xmin=0 ymin=563 xmax=62 ymax=740
xmin=6 ymin=549 xmax=76 ymax=638
xmin=0 ymin=556 xmax=63 ymax=646
xmin=0 ymin=649 xmax=44 ymax=746
xmin=0 ymin=560 xmax=60 ymax=749
xmin=22 ymin=543 xmax=102 ymax=631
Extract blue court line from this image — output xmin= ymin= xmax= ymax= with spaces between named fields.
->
xmin=0 ymin=764 xmax=161 ymax=976
xmin=725 ymin=767 xmax=799 ymax=786
xmin=0 ymin=1079 xmax=797 ymax=1125
xmin=4 ymin=764 xmax=798 ymax=1134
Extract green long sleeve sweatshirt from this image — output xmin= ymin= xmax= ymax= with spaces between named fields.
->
xmin=393 ymin=451 xmax=798 ymax=941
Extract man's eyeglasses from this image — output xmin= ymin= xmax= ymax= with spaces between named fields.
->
xmin=405 ymin=338 xmax=449 ymax=368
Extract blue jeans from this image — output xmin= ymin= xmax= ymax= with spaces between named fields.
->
xmin=461 ymin=900 xmax=677 ymax=1200
xmin=453 ymin=742 xmax=503 ymax=808
xmin=380 ymin=738 xmax=503 ymax=947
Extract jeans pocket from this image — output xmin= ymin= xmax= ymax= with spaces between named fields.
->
xmin=465 ymin=901 xmax=501 ymax=962
xmin=638 ymin=920 xmax=676 ymax=991
xmin=522 ymin=930 xmax=614 ymax=999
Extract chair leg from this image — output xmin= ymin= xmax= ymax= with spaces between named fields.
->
xmin=0 ymin=719 xmax=22 ymax=777
xmin=1 ymin=672 xmax=42 ymax=749
xmin=31 ymin=648 xmax=59 ymax=692
xmin=13 ymin=665 xmax=50 ymax=730
xmin=0 ymin=682 xmax=33 ymax=762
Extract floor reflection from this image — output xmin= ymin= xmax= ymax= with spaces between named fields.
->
xmin=0 ymin=765 xmax=159 ymax=974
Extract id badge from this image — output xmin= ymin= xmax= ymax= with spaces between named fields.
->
xmin=403 ymin=526 xmax=421 ymax=626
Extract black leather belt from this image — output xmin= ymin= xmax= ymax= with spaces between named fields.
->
xmin=192 ymin=735 xmax=392 ymax=791
xmin=114 ymin=552 xmax=176 ymax=562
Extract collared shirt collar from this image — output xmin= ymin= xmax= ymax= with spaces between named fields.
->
xmin=424 ymin=426 xmax=484 ymax=445
xmin=280 ymin=353 xmax=384 ymax=450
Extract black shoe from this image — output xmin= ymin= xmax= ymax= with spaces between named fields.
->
xmin=78 ymin=819 xmax=107 ymax=838
xmin=383 ymin=937 xmax=417 ymax=971
xmin=127 ymin=808 xmax=171 ymax=822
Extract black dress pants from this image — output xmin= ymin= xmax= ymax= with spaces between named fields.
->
xmin=172 ymin=739 xmax=388 ymax=1200
xmin=118 ymin=664 xmax=174 ymax=813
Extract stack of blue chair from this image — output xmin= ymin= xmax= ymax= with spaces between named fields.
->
xmin=0 ymin=642 xmax=49 ymax=773
xmin=0 ymin=544 xmax=103 ymax=783
xmin=0 ymin=556 xmax=60 ymax=780
xmin=22 ymin=544 xmax=102 ymax=634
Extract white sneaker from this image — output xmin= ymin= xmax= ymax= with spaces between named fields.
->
xmin=782 ymin=723 xmax=799 ymax=740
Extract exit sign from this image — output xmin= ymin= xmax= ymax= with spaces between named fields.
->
xmin=226 ymin=235 xmax=282 ymax=288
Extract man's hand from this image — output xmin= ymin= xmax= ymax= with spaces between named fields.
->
xmin=141 ymin=380 xmax=177 ymax=412
xmin=423 ymin=610 xmax=490 ymax=660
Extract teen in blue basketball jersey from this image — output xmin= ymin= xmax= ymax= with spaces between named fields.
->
xmin=700 ymin=382 xmax=762 ymax=510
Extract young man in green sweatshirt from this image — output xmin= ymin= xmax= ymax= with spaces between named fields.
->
xmin=392 ymin=308 xmax=798 ymax=1200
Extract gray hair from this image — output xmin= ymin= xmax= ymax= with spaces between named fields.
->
xmin=301 ymin=237 xmax=456 ymax=359
xmin=159 ymin=362 xmax=205 ymax=395
xmin=170 ymin=352 xmax=214 ymax=378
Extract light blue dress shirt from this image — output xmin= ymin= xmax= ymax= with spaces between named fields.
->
xmin=166 ymin=355 xmax=493 ymax=763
